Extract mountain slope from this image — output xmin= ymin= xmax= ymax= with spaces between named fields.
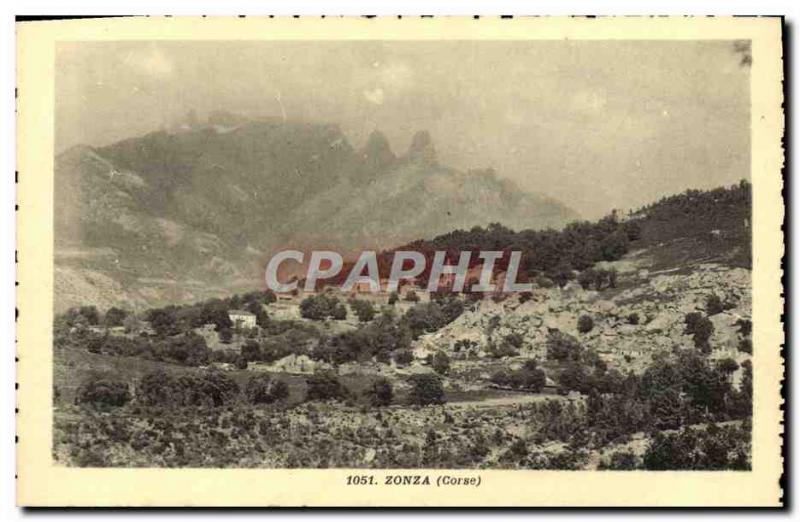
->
xmin=54 ymin=114 xmax=578 ymax=311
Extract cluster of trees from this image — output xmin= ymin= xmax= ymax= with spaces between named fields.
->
xmin=312 ymin=311 xmax=412 ymax=365
xmin=490 ymin=359 xmax=547 ymax=391
xmin=305 ymin=371 xmax=350 ymax=402
xmin=144 ymin=290 xmax=276 ymax=337
xmin=77 ymin=369 xmax=293 ymax=411
xmin=399 ymin=295 xmax=465 ymax=339
xmin=634 ymin=181 xmax=751 ymax=246
xmin=641 ymin=422 xmax=751 ymax=470
xmin=539 ymin=321 xmax=752 ymax=442
xmin=308 ymin=297 xmax=465 ymax=366
xmin=75 ymin=374 xmax=132 ymax=409
xmin=577 ymin=268 xmax=617 ymax=291
xmin=245 ymin=373 xmax=290 ymax=404
xmin=684 ymin=311 xmax=716 ymax=353
xmin=235 ymin=325 xmax=320 ymax=365
xmin=136 ymin=369 xmax=241 ymax=408
xmin=299 ymin=294 xmax=347 ymax=320
xmin=386 ymin=218 xmax=639 ymax=290
xmin=70 ymin=330 xmax=213 ymax=367
xmin=349 ymin=299 xmax=376 ymax=322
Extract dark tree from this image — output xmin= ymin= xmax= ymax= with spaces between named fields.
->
xmin=104 ymin=307 xmax=128 ymax=327
xmin=365 ymin=377 xmax=393 ymax=407
xmin=408 ymin=373 xmax=445 ymax=406
xmin=241 ymin=340 xmax=262 ymax=362
xmin=394 ymin=349 xmax=414 ymax=366
xmin=432 ymin=350 xmax=451 ymax=375
xmin=76 ymin=375 xmax=131 ymax=409
xmin=219 ymin=327 xmax=233 ymax=344
xmin=305 ymin=371 xmax=349 ymax=402
xmin=577 ymin=315 xmax=594 ymax=334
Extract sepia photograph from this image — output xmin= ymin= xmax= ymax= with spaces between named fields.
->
xmin=14 ymin=15 xmax=784 ymax=507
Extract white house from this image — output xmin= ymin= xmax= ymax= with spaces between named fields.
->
xmin=228 ymin=310 xmax=257 ymax=329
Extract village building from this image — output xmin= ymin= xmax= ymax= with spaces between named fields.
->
xmin=228 ymin=310 xmax=257 ymax=329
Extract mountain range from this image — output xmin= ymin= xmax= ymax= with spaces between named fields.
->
xmin=54 ymin=112 xmax=578 ymax=311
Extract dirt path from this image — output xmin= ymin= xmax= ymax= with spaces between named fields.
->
xmin=447 ymin=393 xmax=561 ymax=409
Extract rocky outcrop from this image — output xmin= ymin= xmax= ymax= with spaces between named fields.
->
xmin=413 ymin=261 xmax=751 ymax=374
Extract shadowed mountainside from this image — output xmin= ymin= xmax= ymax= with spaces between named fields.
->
xmin=54 ymin=113 xmax=578 ymax=311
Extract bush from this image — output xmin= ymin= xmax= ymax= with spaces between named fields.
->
xmin=404 ymin=290 xmax=420 ymax=302
xmin=104 ymin=307 xmax=128 ymax=327
xmin=332 ymin=303 xmax=348 ymax=320
xmin=431 ymin=350 xmax=451 ymax=375
xmin=351 ymin=299 xmax=376 ymax=322
xmin=305 ymin=371 xmax=349 ymax=402
xmin=137 ymin=369 xmax=240 ymax=408
xmin=577 ymin=315 xmax=594 ymax=334
xmin=408 ymin=373 xmax=445 ymax=406
xmin=627 ymin=313 xmax=640 ymax=325
xmin=738 ymin=338 xmax=753 ymax=354
xmin=518 ymin=291 xmax=533 ymax=304
xmin=76 ymin=375 xmax=131 ymax=409
xmin=300 ymin=294 xmax=346 ymax=320
xmin=241 ymin=340 xmax=262 ymax=362
xmin=219 ymin=327 xmax=233 ymax=344
xmin=684 ymin=313 xmax=715 ymax=353
xmin=365 ymin=377 xmax=393 ymax=407
xmin=599 ymin=451 xmax=639 ymax=470
xmin=486 ymin=341 xmax=519 ymax=359
xmin=246 ymin=374 xmax=289 ymax=404
xmin=394 ymin=349 xmax=414 ymax=366
xmin=388 ymin=291 xmax=399 ymax=305
xmin=505 ymin=332 xmax=524 ymax=348
xmin=706 ymin=294 xmax=724 ymax=316
xmin=546 ymin=330 xmax=582 ymax=361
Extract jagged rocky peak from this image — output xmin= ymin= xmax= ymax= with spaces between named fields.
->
xmin=361 ymin=130 xmax=396 ymax=169
xmin=405 ymin=130 xmax=437 ymax=164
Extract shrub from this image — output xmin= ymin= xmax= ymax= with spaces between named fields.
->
xmin=518 ymin=291 xmax=533 ymax=304
xmin=431 ymin=350 xmax=451 ymax=375
xmin=627 ymin=313 xmax=640 ymax=325
xmin=104 ymin=307 xmax=128 ymax=327
xmin=351 ymin=299 xmax=376 ymax=322
xmin=218 ymin=327 xmax=233 ymax=344
xmin=505 ymin=332 xmax=524 ymax=348
xmin=577 ymin=315 xmax=594 ymax=334
xmin=738 ymin=338 xmax=753 ymax=354
xmin=76 ymin=375 xmax=131 ymax=409
xmin=546 ymin=330 xmax=582 ymax=361
xmin=706 ymin=294 xmax=724 ymax=316
xmin=365 ymin=377 xmax=393 ymax=407
xmin=599 ymin=451 xmax=639 ymax=470
xmin=245 ymin=374 xmax=289 ymax=404
xmin=300 ymin=294 xmax=345 ymax=320
xmin=137 ymin=369 xmax=240 ymax=408
xmin=404 ymin=290 xmax=420 ymax=302
xmin=736 ymin=318 xmax=752 ymax=337
xmin=388 ymin=291 xmax=399 ymax=305
xmin=692 ymin=317 xmax=715 ymax=353
xmin=305 ymin=371 xmax=349 ymax=402
xmin=241 ymin=340 xmax=262 ymax=362
xmin=408 ymin=373 xmax=445 ymax=406
xmin=332 ymin=303 xmax=348 ymax=320
xmin=394 ymin=349 xmax=414 ymax=366
xmin=486 ymin=341 xmax=519 ymax=359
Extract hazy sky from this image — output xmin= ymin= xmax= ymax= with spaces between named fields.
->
xmin=56 ymin=40 xmax=750 ymax=218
